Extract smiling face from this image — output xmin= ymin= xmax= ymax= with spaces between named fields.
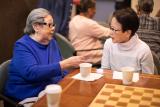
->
xmin=109 ymin=17 xmax=131 ymax=43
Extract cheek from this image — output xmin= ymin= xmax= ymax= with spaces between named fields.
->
xmin=122 ymin=34 xmax=130 ymax=41
xmin=44 ymin=29 xmax=52 ymax=34
xmin=113 ymin=34 xmax=124 ymax=43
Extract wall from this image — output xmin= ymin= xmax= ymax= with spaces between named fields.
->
xmin=0 ymin=0 xmax=38 ymax=63
xmin=93 ymin=0 xmax=115 ymax=22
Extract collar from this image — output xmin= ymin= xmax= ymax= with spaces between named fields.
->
xmin=117 ymin=34 xmax=139 ymax=51
xmin=139 ymin=13 xmax=150 ymax=17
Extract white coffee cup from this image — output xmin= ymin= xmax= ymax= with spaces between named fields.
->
xmin=45 ymin=84 xmax=62 ymax=107
xmin=121 ymin=67 xmax=134 ymax=85
xmin=79 ymin=63 xmax=92 ymax=78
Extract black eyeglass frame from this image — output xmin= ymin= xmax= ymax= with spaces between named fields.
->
xmin=109 ymin=27 xmax=122 ymax=33
xmin=38 ymin=22 xmax=56 ymax=28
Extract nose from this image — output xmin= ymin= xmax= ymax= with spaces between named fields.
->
xmin=109 ymin=29 xmax=113 ymax=35
xmin=50 ymin=26 xmax=55 ymax=34
xmin=51 ymin=25 xmax=55 ymax=30
xmin=109 ymin=30 xmax=114 ymax=38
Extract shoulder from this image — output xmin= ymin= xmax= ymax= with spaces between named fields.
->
xmin=104 ymin=38 xmax=113 ymax=48
xmin=104 ymin=38 xmax=112 ymax=44
xmin=50 ymin=38 xmax=58 ymax=46
xmin=138 ymin=39 xmax=151 ymax=54
xmin=139 ymin=39 xmax=150 ymax=49
xmin=16 ymin=34 xmax=29 ymax=44
xmin=72 ymin=15 xmax=97 ymax=25
xmin=15 ymin=34 xmax=34 ymax=50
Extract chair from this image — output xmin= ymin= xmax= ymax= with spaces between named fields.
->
xmin=151 ymin=51 xmax=160 ymax=75
xmin=54 ymin=33 xmax=76 ymax=59
xmin=54 ymin=33 xmax=103 ymax=67
xmin=0 ymin=60 xmax=23 ymax=107
xmin=137 ymin=29 xmax=160 ymax=60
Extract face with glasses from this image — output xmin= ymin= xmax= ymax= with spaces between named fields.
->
xmin=40 ymin=22 xmax=55 ymax=28
xmin=109 ymin=17 xmax=131 ymax=43
xmin=33 ymin=15 xmax=55 ymax=44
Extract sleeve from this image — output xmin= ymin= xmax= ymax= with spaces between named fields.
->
xmin=140 ymin=47 xmax=154 ymax=74
xmin=88 ymin=20 xmax=110 ymax=38
xmin=11 ymin=42 xmax=62 ymax=82
xmin=101 ymin=39 xmax=111 ymax=69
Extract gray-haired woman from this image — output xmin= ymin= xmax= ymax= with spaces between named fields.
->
xmin=4 ymin=8 xmax=85 ymax=102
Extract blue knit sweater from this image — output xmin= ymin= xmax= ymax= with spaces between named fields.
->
xmin=4 ymin=34 xmax=67 ymax=101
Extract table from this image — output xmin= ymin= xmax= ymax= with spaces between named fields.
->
xmin=32 ymin=69 xmax=160 ymax=107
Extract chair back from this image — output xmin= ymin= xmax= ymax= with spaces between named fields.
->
xmin=0 ymin=60 xmax=24 ymax=107
xmin=54 ymin=33 xmax=103 ymax=67
xmin=152 ymin=51 xmax=160 ymax=75
xmin=54 ymin=33 xmax=76 ymax=59
xmin=0 ymin=60 xmax=11 ymax=93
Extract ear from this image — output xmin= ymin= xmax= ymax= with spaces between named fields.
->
xmin=32 ymin=23 xmax=41 ymax=33
xmin=126 ymin=30 xmax=132 ymax=38
xmin=87 ymin=8 xmax=91 ymax=13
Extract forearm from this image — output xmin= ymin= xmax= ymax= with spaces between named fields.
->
xmin=59 ymin=56 xmax=85 ymax=70
xmin=17 ymin=63 xmax=62 ymax=82
xmin=59 ymin=60 xmax=73 ymax=70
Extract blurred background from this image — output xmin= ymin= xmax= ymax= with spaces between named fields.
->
xmin=0 ymin=0 xmax=159 ymax=63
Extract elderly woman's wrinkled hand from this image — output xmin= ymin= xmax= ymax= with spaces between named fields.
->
xmin=60 ymin=56 xmax=85 ymax=69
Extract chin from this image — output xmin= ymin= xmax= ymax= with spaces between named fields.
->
xmin=48 ymin=37 xmax=53 ymax=41
xmin=111 ymin=38 xmax=116 ymax=43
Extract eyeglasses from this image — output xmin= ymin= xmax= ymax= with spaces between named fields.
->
xmin=110 ymin=27 xmax=121 ymax=33
xmin=40 ymin=22 xmax=55 ymax=28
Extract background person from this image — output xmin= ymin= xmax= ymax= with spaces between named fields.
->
xmin=137 ymin=0 xmax=160 ymax=31
xmin=69 ymin=0 xmax=110 ymax=65
xmin=136 ymin=0 xmax=160 ymax=60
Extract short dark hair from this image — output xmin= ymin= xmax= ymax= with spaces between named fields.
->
xmin=76 ymin=0 xmax=95 ymax=14
xmin=111 ymin=8 xmax=139 ymax=36
xmin=138 ymin=0 xmax=154 ymax=13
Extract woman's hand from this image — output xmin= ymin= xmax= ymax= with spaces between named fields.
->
xmin=60 ymin=56 xmax=85 ymax=70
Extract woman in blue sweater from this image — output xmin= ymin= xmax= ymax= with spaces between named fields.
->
xmin=4 ymin=8 xmax=85 ymax=101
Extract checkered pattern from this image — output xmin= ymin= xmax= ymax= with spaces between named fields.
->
xmin=89 ymin=84 xmax=160 ymax=107
xmin=139 ymin=14 xmax=160 ymax=31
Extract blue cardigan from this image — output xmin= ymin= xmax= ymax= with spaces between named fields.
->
xmin=4 ymin=34 xmax=67 ymax=101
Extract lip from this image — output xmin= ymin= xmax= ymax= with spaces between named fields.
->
xmin=111 ymin=37 xmax=114 ymax=39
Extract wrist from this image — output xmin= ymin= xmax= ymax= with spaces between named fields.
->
xmin=60 ymin=60 xmax=70 ymax=70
